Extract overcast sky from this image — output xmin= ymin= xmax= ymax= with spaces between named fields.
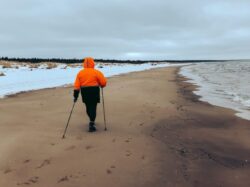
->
xmin=0 ymin=0 xmax=250 ymax=60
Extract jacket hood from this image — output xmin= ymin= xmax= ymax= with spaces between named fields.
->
xmin=83 ymin=57 xmax=95 ymax=68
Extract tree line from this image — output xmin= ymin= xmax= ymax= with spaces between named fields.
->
xmin=0 ymin=57 xmax=226 ymax=64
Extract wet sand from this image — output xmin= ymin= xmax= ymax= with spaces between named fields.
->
xmin=0 ymin=67 xmax=250 ymax=187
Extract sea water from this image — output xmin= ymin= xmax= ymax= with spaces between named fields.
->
xmin=180 ymin=61 xmax=250 ymax=120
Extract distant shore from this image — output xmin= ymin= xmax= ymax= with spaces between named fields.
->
xmin=0 ymin=67 xmax=250 ymax=187
xmin=0 ymin=57 xmax=231 ymax=64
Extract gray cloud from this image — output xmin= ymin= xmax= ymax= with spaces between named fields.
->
xmin=0 ymin=0 xmax=250 ymax=60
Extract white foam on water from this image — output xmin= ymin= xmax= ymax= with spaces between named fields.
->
xmin=180 ymin=61 xmax=250 ymax=121
xmin=0 ymin=62 xmax=186 ymax=98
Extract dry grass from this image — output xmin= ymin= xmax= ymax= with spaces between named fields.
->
xmin=28 ymin=63 xmax=40 ymax=69
xmin=46 ymin=63 xmax=58 ymax=69
xmin=0 ymin=61 xmax=12 ymax=68
xmin=67 ymin=64 xmax=81 ymax=68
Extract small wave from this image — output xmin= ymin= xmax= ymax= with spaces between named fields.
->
xmin=180 ymin=61 xmax=250 ymax=121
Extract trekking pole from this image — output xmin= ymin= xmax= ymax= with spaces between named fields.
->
xmin=62 ymin=101 xmax=76 ymax=139
xmin=101 ymin=88 xmax=107 ymax=131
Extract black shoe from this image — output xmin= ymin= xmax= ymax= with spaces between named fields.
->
xmin=89 ymin=122 xmax=96 ymax=132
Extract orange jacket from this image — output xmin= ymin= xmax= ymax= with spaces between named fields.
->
xmin=74 ymin=57 xmax=107 ymax=90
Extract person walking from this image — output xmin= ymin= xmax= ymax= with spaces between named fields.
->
xmin=73 ymin=57 xmax=107 ymax=132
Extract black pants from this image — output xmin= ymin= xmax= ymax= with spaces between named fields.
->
xmin=84 ymin=102 xmax=98 ymax=122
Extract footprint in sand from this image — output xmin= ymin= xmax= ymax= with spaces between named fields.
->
xmin=58 ymin=176 xmax=69 ymax=183
xmin=76 ymin=136 xmax=83 ymax=140
xmin=17 ymin=182 xmax=29 ymax=186
xmin=112 ymin=138 xmax=116 ymax=143
xmin=65 ymin=145 xmax=76 ymax=151
xmin=28 ymin=176 xmax=39 ymax=184
xmin=79 ymin=172 xmax=86 ymax=177
xmin=69 ymin=173 xmax=83 ymax=179
xmin=3 ymin=168 xmax=13 ymax=174
xmin=36 ymin=159 xmax=50 ymax=169
xmin=126 ymin=150 xmax=132 ymax=157
xmin=139 ymin=122 xmax=144 ymax=126
xmin=23 ymin=159 xmax=31 ymax=164
xmin=177 ymin=105 xmax=185 ymax=111
xmin=125 ymin=138 xmax=132 ymax=143
xmin=85 ymin=145 xmax=93 ymax=150
xmin=58 ymin=172 xmax=86 ymax=183
xmin=106 ymin=169 xmax=112 ymax=174
xmin=17 ymin=176 xmax=39 ymax=186
xmin=170 ymin=100 xmax=176 ymax=105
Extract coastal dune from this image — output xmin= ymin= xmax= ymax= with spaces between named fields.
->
xmin=0 ymin=67 xmax=250 ymax=187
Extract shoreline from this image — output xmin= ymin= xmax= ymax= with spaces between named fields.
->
xmin=0 ymin=67 xmax=250 ymax=187
xmin=176 ymin=67 xmax=237 ymax=115
xmin=151 ymin=67 xmax=250 ymax=186
xmin=179 ymin=63 xmax=250 ymax=121
xmin=4 ymin=65 xmax=248 ymax=123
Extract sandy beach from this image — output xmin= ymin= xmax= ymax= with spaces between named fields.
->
xmin=0 ymin=67 xmax=250 ymax=187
